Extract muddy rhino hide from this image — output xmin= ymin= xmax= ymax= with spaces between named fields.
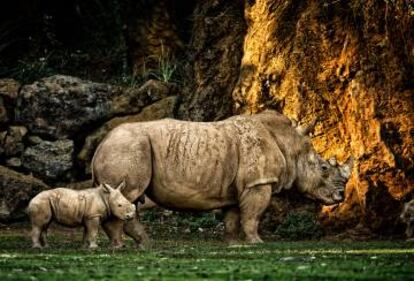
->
xmin=49 ymin=190 xmax=88 ymax=225
xmin=231 ymin=117 xmax=283 ymax=193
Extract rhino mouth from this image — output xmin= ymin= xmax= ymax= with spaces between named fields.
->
xmin=306 ymin=188 xmax=344 ymax=206
xmin=122 ymin=213 xmax=135 ymax=221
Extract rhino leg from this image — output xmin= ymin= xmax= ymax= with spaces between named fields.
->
xmin=102 ymin=218 xmax=125 ymax=249
xmin=84 ymin=218 xmax=100 ymax=249
xmin=239 ymin=184 xmax=272 ymax=244
xmin=223 ymin=207 xmax=241 ymax=244
xmin=28 ymin=203 xmax=52 ymax=249
xmin=31 ymin=226 xmax=43 ymax=249
xmin=123 ymin=217 xmax=150 ymax=250
xmin=40 ymin=229 xmax=49 ymax=248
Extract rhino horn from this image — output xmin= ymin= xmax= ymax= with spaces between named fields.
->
xmin=328 ymin=156 xmax=337 ymax=166
xmin=103 ymin=183 xmax=114 ymax=193
xmin=115 ymin=179 xmax=126 ymax=191
xmin=296 ymin=118 xmax=318 ymax=136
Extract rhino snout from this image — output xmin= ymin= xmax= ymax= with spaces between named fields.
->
xmin=124 ymin=209 xmax=136 ymax=220
xmin=332 ymin=189 xmax=345 ymax=203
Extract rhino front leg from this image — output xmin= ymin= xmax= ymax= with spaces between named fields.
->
xmin=223 ymin=207 xmax=241 ymax=244
xmin=84 ymin=218 xmax=100 ymax=249
xmin=123 ymin=217 xmax=150 ymax=250
xmin=102 ymin=218 xmax=125 ymax=249
xmin=239 ymin=184 xmax=272 ymax=244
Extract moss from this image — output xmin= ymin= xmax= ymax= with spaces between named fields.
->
xmin=0 ymin=227 xmax=413 ymax=280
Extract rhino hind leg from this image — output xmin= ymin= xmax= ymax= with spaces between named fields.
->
xmin=40 ymin=228 xmax=49 ymax=248
xmin=102 ymin=218 xmax=125 ymax=249
xmin=239 ymin=184 xmax=272 ymax=244
xmin=28 ymin=203 xmax=52 ymax=249
xmin=123 ymin=217 xmax=150 ymax=250
xmin=223 ymin=207 xmax=241 ymax=244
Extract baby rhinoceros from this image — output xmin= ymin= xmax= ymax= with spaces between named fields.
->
xmin=26 ymin=181 xmax=135 ymax=249
xmin=401 ymin=199 xmax=414 ymax=241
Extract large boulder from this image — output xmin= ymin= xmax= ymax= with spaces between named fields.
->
xmin=0 ymin=79 xmax=20 ymax=126
xmin=79 ymin=96 xmax=177 ymax=174
xmin=16 ymin=76 xmax=172 ymax=139
xmin=22 ymin=138 xmax=74 ymax=183
xmin=0 ymin=126 xmax=27 ymax=157
xmin=0 ymin=165 xmax=48 ymax=222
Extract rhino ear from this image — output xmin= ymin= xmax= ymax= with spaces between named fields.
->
xmin=340 ymin=156 xmax=354 ymax=179
xmin=328 ymin=156 xmax=337 ymax=166
xmin=102 ymin=183 xmax=113 ymax=193
xmin=296 ymin=118 xmax=317 ymax=136
xmin=115 ymin=179 xmax=126 ymax=192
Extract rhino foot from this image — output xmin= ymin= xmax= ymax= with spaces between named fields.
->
xmin=88 ymin=243 xmax=99 ymax=249
xmin=32 ymin=243 xmax=43 ymax=249
xmin=245 ymin=236 xmax=264 ymax=244
xmin=111 ymin=243 xmax=125 ymax=250
xmin=226 ymin=239 xmax=242 ymax=246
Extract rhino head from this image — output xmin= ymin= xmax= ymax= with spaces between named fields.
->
xmin=294 ymin=121 xmax=354 ymax=205
xmin=102 ymin=181 xmax=136 ymax=221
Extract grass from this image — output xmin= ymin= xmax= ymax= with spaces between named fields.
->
xmin=0 ymin=224 xmax=413 ymax=281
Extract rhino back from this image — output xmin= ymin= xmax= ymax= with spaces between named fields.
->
xmin=49 ymin=188 xmax=87 ymax=226
xmin=145 ymin=120 xmax=239 ymax=210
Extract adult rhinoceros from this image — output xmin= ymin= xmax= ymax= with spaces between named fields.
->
xmin=91 ymin=110 xmax=353 ymax=247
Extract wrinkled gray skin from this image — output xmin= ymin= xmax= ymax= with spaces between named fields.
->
xmin=400 ymin=200 xmax=414 ymax=240
xmin=27 ymin=182 xmax=136 ymax=249
xmin=92 ymin=110 xmax=353 ymax=246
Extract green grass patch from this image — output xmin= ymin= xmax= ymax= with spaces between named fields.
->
xmin=0 ymin=226 xmax=413 ymax=281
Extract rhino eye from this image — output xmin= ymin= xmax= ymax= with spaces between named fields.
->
xmin=321 ymin=164 xmax=329 ymax=171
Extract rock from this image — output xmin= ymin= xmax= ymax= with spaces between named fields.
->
xmin=16 ymin=75 xmax=175 ymax=139
xmin=22 ymin=138 xmax=74 ymax=182
xmin=65 ymin=179 xmax=93 ymax=190
xmin=0 ymin=131 xmax=6 ymax=155
xmin=5 ymin=158 xmax=22 ymax=168
xmin=1 ymin=126 xmax=27 ymax=156
xmin=0 ymin=98 xmax=7 ymax=125
xmin=0 ymin=79 xmax=20 ymax=100
xmin=78 ymin=96 xmax=177 ymax=173
xmin=27 ymin=135 xmax=43 ymax=145
xmin=0 ymin=165 xmax=48 ymax=222
xmin=0 ymin=79 xmax=20 ymax=126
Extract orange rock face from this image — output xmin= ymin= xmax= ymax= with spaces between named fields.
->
xmin=232 ymin=0 xmax=414 ymax=232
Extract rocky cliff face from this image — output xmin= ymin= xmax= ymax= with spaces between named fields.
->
xmin=179 ymin=0 xmax=414 ymax=234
